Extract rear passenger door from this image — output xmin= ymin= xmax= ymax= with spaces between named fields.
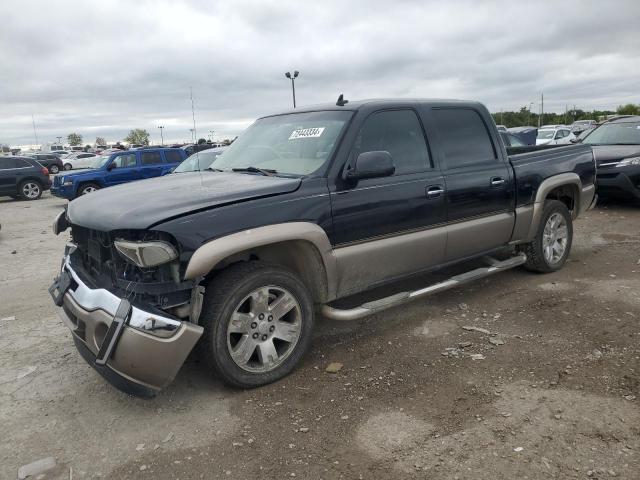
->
xmin=430 ymin=107 xmax=515 ymax=261
xmin=330 ymin=108 xmax=447 ymax=296
xmin=140 ymin=151 xmax=165 ymax=179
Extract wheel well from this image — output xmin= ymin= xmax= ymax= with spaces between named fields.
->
xmin=206 ymin=240 xmax=329 ymax=303
xmin=19 ymin=177 xmax=43 ymax=187
xmin=545 ymin=184 xmax=578 ymax=213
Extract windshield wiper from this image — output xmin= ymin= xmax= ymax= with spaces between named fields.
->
xmin=207 ymin=167 xmax=224 ymax=172
xmin=232 ymin=166 xmax=277 ymax=176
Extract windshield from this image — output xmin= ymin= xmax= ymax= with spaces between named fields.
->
xmin=174 ymin=150 xmax=224 ymax=173
xmin=537 ymin=129 xmax=555 ymax=140
xmin=583 ymin=122 xmax=640 ymax=145
xmin=91 ymin=155 xmax=111 ymax=168
xmin=213 ymin=111 xmax=352 ymax=176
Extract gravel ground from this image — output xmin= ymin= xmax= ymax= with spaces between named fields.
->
xmin=1 ymin=192 xmax=639 ymax=479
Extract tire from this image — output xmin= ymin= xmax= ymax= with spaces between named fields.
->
xmin=78 ymin=182 xmax=100 ymax=197
xmin=63 ymin=163 xmax=72 ymax=171
xmin=199 ymin=261 xmax=315 ymax=388
xmin=519 ymin=200 xmax=573 ymax=273
xmin=18 ymin=180 xmax=42 ymax=200
xmin=49 ymin=164 xmax=60 ymax=174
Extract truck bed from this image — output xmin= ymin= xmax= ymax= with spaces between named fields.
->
xmin=508 ymin=144 xmax=595 ymax=207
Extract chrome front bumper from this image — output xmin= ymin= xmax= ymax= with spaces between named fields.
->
xmin=50 ymin=255 xmax=203 ymax=396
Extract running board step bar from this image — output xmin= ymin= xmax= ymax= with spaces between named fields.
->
xmin=321 ymin=253 xmax=527 ymax=321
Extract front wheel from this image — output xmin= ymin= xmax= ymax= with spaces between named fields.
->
xmin=78 ymin=183 xmax=100 ymax=197
xmin=49 ymin=165 xmax=60 ymax=174
xmin=519 ymin=199 xmax=573 ymax=273
xmin=199 ymin=261 xmax=314 ymax=388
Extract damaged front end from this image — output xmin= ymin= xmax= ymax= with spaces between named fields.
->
xmin=50 ymin=212 xmax=204 ymax=396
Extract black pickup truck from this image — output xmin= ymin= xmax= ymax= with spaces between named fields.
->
xmin=50 ymin=98 xmax=596 ymax=396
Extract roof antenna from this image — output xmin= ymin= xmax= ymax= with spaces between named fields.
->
xmin=190 ymin=87 xmax=203 ymax=187
xmin=336 ymin=94 xmax=348 ymax=107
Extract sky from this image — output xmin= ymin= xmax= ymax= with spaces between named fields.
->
xmin=1 ymin=0 xmax=639 ymax=146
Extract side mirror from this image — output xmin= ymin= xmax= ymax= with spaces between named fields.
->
xmin=346 ymin=151 xmax=395 ymax=181
xmin=106 ymin=162 xmax=116 ymax=171
xmin=570 ymin=137 xmax=580 ymax=144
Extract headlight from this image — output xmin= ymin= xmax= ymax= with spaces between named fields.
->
xmin=616 ymin=156 xmax=640 ymax=167
xmin=60 ymin=177 xmax=73 ymax=186
xmin=114 ymin=239 xmax=178 ymax=268
xmin=52 ymin=210 xmax=69 ymax=235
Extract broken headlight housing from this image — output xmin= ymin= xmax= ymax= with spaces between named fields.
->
xmin=616 ymin=156 xmax=640 ymax=167
xmin=114 ymin=239 xmax=178 ymax=268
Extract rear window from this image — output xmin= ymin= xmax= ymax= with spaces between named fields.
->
xmin=164 ymin=150 xmax=183 ymax=163
xmin=432 ymin=108 xmax=496 ymax=168
xmin=141 ymin=152 xmax=163 ymax=165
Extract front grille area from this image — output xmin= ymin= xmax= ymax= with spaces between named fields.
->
xmin=70 ymin=225 xmax=193 ymax=309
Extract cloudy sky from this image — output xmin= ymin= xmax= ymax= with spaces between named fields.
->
xmin=1 ymin=0 xmax=639 ymax=146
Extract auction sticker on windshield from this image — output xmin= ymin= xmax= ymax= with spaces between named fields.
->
xmin=289 ymin=127 xmax=325 ymax=140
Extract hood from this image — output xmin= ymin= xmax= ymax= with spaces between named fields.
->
xmin=591 ymin=144 xmax=640 ymax=167
xmin=67 ymin=171 xmax=301 ymax=231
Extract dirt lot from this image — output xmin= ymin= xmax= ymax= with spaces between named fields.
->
xmin=1 ymin=192 xmax=639 ymax=479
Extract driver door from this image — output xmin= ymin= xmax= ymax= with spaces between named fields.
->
xmin=330 ymin=108 xmax=447 ymax=296
xmin=104 ymin=153 xmax=140 ymax=186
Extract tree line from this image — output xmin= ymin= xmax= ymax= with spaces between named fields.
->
xmin=491 ymin=103 xmax=640 ymax=128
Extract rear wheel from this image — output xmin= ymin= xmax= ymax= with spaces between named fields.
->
xmin=49 ymin=164 xmax=60 ymax=174
xmin=78 ymin=183 xmax=100 ymax=196
xmin=18 ymin=180 xmax=42 ymax=200
xmin=520 ymin=200 xmax=573 ymax=273
xmin=63 ymin=163 xmax=72 ymax=171
xmin=199 ymin=261 xmax=314 ymax=388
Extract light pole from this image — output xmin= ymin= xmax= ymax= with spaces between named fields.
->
xmin=284 ymin=71 xmax=299 ymax=108
xmin=157 ymin=126 xmax=164 ymax=146
xmin=189 ymin=128 xmax=195 ymax=143
xmin=528 ymin=102 xmax=534 ymax=125
xmin=209 ymin=130 xmax=215 ymax=143
xmin=56 ymin=136 xmax=62 ymax=145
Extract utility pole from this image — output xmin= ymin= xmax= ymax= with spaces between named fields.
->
xmin=31 ymin=114 xmax=39 ymax=149
xmin=539 ymin=92 xmax=544 ymax=128
xmin=209 ymin=130 xmax=215 ymax=142
xmin=284 ymin=71 xmax=299 ymax=108
xmin=157 ymin=126 xmax=165 ymax=145
xmin=56 ymin=136 xmax=62 ymax=145
xmin=500 ymin=109 xmax=503 ymax=125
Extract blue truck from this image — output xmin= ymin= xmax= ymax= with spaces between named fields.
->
xmin=51 ymin=147 xmax=186 ymax=199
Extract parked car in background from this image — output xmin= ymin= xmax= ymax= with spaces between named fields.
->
xmin=29 ymin=153 xmax=64 ymax=174
xmin=580 ymin=115 xmax=640 ymax=200
xmin=49 ymin=98 xmax=596 ymax=395
xmin=571 ymin=120 xmax=597 ymax=135
xmin=61 ymin=152 xmax=99 ymax=170
xmin=182 ymin=143 xmax=216 ymax=156
xmin=507 ymin=126 xmax=538 ymax=146
xmin=0 ymin=156 xmax=52 ymax=200
xmin=499 ymin=131 xmax=527 ymax=147
xmin=40 ymin=143 xmax=66 ymax=154
xmin=51 ymin=147 xmax=187 ymax=199
xmin=536 ymin=127 xmax=573 ymax=146
xmin=496 ymin=124 xmax=507 ymax=132
xmin=173 ymin=147 xmax=228 ymax=173
xmin=128 ymin=144 xmax=145 ymax=150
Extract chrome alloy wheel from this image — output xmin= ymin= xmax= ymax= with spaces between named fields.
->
xmin=22 ymin=182 xmax=41 ymax=199
xmin=542 ymin=212 xmax=568 ymax=265
xmin=227 ymin=286 xmax=302 ymax=373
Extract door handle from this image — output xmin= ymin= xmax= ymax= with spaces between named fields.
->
xmin=426 ymin=185 xmax=444 ymax=198
xmin=490 ymin=177 xmax=505 ymax=186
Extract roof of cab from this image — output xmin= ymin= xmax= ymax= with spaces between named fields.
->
xmin=260 ymin=98 xmax=487 ymax=118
